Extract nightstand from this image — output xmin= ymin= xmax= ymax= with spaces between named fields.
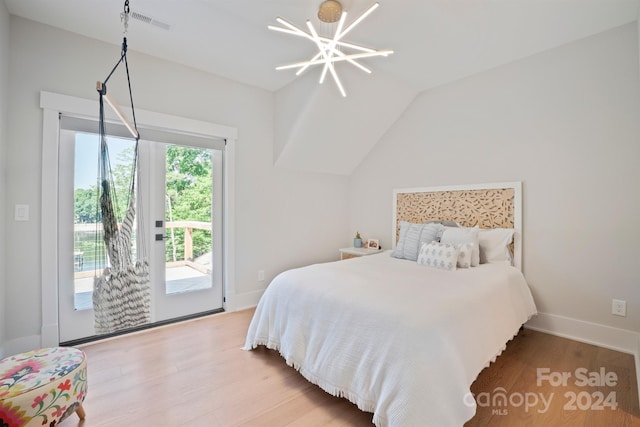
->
xmin=339 ymin=247 xmax=382 ymax=260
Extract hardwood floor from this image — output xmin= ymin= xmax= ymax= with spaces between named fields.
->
xmin=465 ymin=328 xmax=640 ymax=427
xmin=62 ymin=309 xmax=639 ymax=426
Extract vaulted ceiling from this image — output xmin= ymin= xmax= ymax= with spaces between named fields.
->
xmin=5 ymin=0 xmax=640 ymax=174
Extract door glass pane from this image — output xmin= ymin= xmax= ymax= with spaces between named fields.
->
xmin=73 ymin=133 xmax=137 ymax=310
xmin=164 ymin=145 xmax=213 ymax=295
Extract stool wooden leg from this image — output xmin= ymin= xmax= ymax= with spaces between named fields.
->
xmin=75 ymin=404 xmax=86 ymax=420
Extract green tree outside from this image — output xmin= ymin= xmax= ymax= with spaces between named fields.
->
xmin=74 ymin=143 xmax=213 ymax=264
xmin=165 ymin=145 xmax=213 ymax=262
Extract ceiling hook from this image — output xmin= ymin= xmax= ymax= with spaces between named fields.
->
xmin=121 ymin=0 xmax=130 ymax=35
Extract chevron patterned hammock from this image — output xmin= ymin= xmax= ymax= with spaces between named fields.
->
xmin=92 ymin=30 xmax=151 ymax=334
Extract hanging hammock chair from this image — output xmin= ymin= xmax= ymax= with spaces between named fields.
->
xmin=92 ymin=1 xmax=151 ymax=334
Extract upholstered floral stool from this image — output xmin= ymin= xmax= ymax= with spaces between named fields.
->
xmin=0 ymin=347 xmax=87 ymax=426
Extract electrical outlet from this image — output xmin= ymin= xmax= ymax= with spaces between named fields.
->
xmin=612 ymin=299 xmax=626 ymax=317
xmin=258 ymin=270 xmax=265 ymax=282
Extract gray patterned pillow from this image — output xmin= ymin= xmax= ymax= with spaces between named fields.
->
xmin=391 ymin=221 xmax=414 ymax=259
xmin=392 ymin=222 xmax=444 ymax=261
xmin=417 ymin=242 xmax=460 ymax=271
xmin=419 ymin=223 xmax=445 ymax=248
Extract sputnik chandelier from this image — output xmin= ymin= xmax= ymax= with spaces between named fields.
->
xmin=268 ymin=1 xmax=393 ymax=97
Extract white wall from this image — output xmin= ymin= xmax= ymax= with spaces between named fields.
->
xmin=0 ymin=0 xmax=10 ymax=355
xmin=349 ymin=24 xmax=640 ymax=338
xmin=274 ymin=66 xmax=416 ymax=175
xmin=5 ymin=17 xmax=349 ymax=350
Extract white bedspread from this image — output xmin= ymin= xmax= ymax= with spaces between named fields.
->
xmin=243 ymin=251 xmax=537 ymax=426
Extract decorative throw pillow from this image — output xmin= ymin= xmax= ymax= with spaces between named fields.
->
xmin=392 ymin=222 xmax=422 ymax=260
xmin=440 ymin=226 xmax=480 ymax=266
xmin=392 ymin=222 xmax=444 ymax=261
xmin=391 ymin=221 xmax=411 ymax=259
xmin=418 ymin=223 xmax=445 ymax=250
xmin=401 ymin=223 xmax=424 ymax=261
xmin=417 ymin=242 xmax=459 ymax=271
xmin=455 ymin=242 xmax=474 ymax=268
xmin=479 ymin=228 xmax=514 ymax=265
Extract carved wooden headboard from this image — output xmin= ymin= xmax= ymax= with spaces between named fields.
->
xmin=392 ymin=182 xmax=522 ymax=270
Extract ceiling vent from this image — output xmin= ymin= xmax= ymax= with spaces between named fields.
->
xmin=130 ymin=10 xmax=172 ymax=31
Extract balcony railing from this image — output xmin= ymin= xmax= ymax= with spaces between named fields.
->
xmin=165 ymin=220 xmax=211 ymax=261
xmin=73 ymin=221 xmax=213 ymax=308
xmin=73 ymin=221 xmax=212 ymax=276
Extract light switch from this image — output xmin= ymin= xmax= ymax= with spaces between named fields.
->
xmin=15 ymin=204 xmax=29 ymax=221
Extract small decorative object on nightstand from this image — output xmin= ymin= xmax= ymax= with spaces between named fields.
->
xmin=366 ymin=239 xmax=380 ymax=250
xmin=354 ymin=231 xmax=363 ymax=248
xmin=339 ymin=247 xmax=382 ymax=260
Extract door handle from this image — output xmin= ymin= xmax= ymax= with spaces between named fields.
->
xmin=155 ymin=234 xmax=164 ymax=241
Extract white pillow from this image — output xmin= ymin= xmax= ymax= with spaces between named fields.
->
xmin=417 ymin=242 xmax=459 ymax=271
xmin=455 ymin=242 xmax=474 ymax=268
xmin=479 ymin=228 xmax=514 ymax=265
xmin=440 ymin=226 xmax=480 ymax=266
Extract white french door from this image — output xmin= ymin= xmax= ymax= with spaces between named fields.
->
xmin=58 ymin=121 xmax=224 ymax=342
xmin=143 ymin=141 xmax=224 ymax=322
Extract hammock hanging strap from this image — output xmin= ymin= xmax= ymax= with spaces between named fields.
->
xmin=93 ymin=3 xmax=150 ymax=334
xmin=96 ymin=33 xmax=141 ymax=254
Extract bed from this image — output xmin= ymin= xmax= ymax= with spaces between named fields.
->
xmin=244 ymin=182 xmax=537 ymax=426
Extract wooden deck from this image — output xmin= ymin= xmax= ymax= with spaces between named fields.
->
xmin=73 ymin=264 xmax=211 ymax=310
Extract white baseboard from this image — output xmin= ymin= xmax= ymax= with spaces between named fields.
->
xmin=224 ymin=289 xmax=264 ymax=312
xmin=526 ymin=311 xmax=640 ymax=409
xmin=525 ymin=311 xmax=638 ymax=355
xmin=2 ymin=334 xmax=41 ymax=357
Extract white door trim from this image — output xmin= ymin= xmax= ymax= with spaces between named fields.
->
xmin=40 ymin=90 xmax=237 ymax=346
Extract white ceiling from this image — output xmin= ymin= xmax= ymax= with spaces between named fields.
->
xmin=5 ymin=0 xmax=640 ymax=93
xmin=4 ymin=0 xmax=640 ymax=175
